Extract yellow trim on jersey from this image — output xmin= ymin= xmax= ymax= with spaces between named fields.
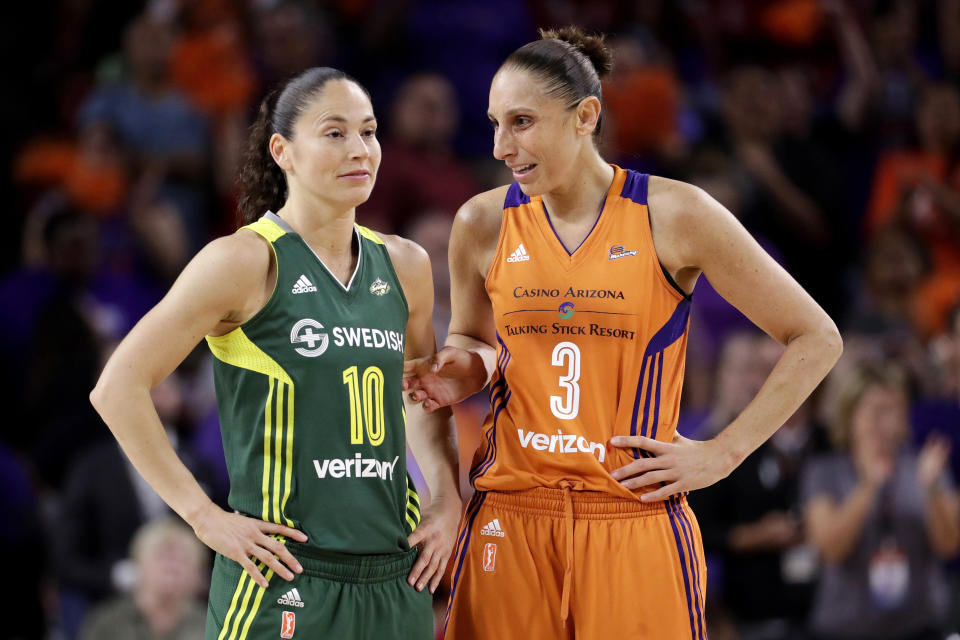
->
xmin=242 ymin=217 xmax=286 ymax=243
xmin=281 ymin=384 xmax=295 ymax=526
xmin=355 ymin=224 xmax=385 ymax=245
xmin=218 ymin=561 xmax=273 ymax=640
xmin=206 ymin=328 xmax=295 ymax=527
xmin=273 ymin=381 xmax=285 ymax=524
xmin=262 ymin=379 xmax=275 ymax=522
xmin=206 ymin=328 xmax=293 ymax=385
xmin=238 ymin=567 xmax=275 ymax=640
xmin=405 ymin=477 xmax=421 ymax=531
xmin=217 ymin=570 xmax=250 ymax=640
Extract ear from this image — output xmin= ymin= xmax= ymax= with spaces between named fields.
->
xmin=575 ymin=96 xmax=602 ymax=138
xmin=269 ymin=133 xmax=293 ymax=172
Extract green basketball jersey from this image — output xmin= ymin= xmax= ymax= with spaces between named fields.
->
xmin=206 ymin=212 xmax=420 ymax=555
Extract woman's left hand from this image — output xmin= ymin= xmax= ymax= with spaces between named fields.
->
xmin=406 ymin=494 xmax=462 ymax=593
xmin=608 ymin=433 xmax=738 ymax=501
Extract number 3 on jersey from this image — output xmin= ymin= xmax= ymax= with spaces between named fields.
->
xmin=550 ymin=342 xmax=580 ymax=420
xmin=343 ymin=365 xmax=385 ymax=445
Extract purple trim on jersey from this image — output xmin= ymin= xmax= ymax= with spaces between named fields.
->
xmin=620 ymin=171 xmax=649 ymax=205
xmin=667 ymin=497 xmax=701 ymax=640
xmin=650 ymin=351 xmax=665 ymax=440
xmin=444 ymin=491 xmax=487 ymax=635
xmin=468 ymin=342 xmax=509 ymax=479
xmin=541 ymin=196 xmax=608 ymax=256
xmin=629 ymin=299 xmax=691 ymax=454
xmin=503 ymin=182 xmax=531 ymax=208
xmin=671 ymin=496 xmax=706 ymax=640
xmin=470 ymin=334 xmax=511 ymax=484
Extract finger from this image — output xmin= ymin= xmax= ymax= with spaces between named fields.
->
xmin=609 ymin=435 xmax=669 ymax=454
xmin=621 ymin=469 xmax=675 ymax=491
xmin=423 ymin=400 xmax=438 ymax=412
xmin=407 ymin=547 xmax=433 ymax=589
xmin=609 ymin=457 xmax=665 ymax=481
xmin=239 ymin=557 xmax=269 ymax=589
xmin=262 ymin=536 xmax=304 ymax=574
xmin=261 ymin=522 xmax=308 ymax=543
xmin=403 ymin=377 xmax=423 ymax=392
xmin=427 ymin=554 xmax=446 ymax=593
xmin=250 ymin=544 xmax=295 ymax=581
xmin=403 ymin=356 xmax=432 ymax=375
xmin=640 ymin=482 xmax=682 ymax=503
xmin=407 ymin=527 xmax=426 ymax=549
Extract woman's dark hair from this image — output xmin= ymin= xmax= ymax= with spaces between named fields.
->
xmin=500 ymin=26 xmax=613 ymax=138
xmin=237 ymin=67 xmax=369 ymax=226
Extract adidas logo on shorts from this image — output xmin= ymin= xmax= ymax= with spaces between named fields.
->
xmin=277 ymin=588 xmax=305 ymax=608
xmin=506 ymin=243 xmax=530 ymax=263
xmin=292 ymin=274 xmax=317 ymax=294
xmin=480 ymin=518 xmax=506 ymax=537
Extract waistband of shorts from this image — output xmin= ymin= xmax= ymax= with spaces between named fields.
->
xmin=481 ymin=487 xmax=684 ymax=520
xmin=284 ymin=542 xmax=417 ymax=583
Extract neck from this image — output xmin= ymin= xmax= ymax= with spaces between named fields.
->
xmin=277 ymin=188 xmax=357 ymax=257
xmin=539 ymin=151 xmax=614 ymax=223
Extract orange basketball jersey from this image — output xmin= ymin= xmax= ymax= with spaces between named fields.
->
xmin=471 ymin=167 xmax=691 ymax=499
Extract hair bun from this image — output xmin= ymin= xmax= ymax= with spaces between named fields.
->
xmin=540 ymin=26 xmax=613 ymax=78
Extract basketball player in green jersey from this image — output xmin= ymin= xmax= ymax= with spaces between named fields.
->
xmin=90 ymin=68 xmax=461 ymax=639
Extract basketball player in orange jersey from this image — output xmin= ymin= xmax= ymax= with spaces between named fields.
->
xmin=404 ymin=27 xmax=843 ymax=639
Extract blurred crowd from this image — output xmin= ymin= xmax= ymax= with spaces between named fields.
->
xmin=2 ymin=0 xmax=960 ymax=639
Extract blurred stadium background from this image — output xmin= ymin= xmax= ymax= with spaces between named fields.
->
xmin=2 ymin=0 xmax=959 ymax=639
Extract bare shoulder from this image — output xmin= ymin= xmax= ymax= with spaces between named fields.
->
xmin=378 ymin=232 xmax=431 ymax=281
xmin=647 ymin=176 xmax=717 ymax=224
xmin=193 ymin=228 xmax=273 ymax=286
xmin=647 ymin=175 xmax=729 ymax=272
xmin=172 ymin=228 xmax=274 ymax=322
xmin=453 ymin=185 xmax=509 ymax=244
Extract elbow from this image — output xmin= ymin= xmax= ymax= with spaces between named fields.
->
xmin=821 ymin=324 xmax=844 ymax=366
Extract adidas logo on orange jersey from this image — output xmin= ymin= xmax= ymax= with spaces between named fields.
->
xmin=506 ymin=243 xmax=530 ymax=263
xmin=480 ymin=518 xmax=506 ymax=537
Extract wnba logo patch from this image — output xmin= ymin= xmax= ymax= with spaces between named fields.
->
xmin=482 ymin=543 xmax=497 ymax=572
xmin=280 ymin=611 xmax=296 ymax=638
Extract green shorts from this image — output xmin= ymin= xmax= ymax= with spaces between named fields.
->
xmin=206 ymin=542 xmax=432 ymax=640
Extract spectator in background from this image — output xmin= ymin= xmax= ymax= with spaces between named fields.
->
xmin=252 ymin=0 xmax=336 ymax=93
xmin=803 ymin=362 xmax=960 ymax=640
xmin=78 ymin=13 xmax=211 ymax=253
xmin=54 ymin=372 xmax=222 ymax=640
xmin=78 ymin=518 xmax=207 ymax=640
xmin=866 ymin=83 xmax=960 ymax=336
xmin=357 ymin=73 xmax=478 ymax=235
xmin=692 ymin=332 xmax=825 ymax=640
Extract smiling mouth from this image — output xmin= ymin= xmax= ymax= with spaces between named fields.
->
xmin=339 ymin=170 xmax=370 ymax=178
xmin=511 ymin=164 xmax=536 ymax=175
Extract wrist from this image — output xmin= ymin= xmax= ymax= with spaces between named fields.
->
xmin=467 ymin=349 xmax=492 ymax=389
xmin=184 ymin=498 xmax=219 ymax=533
xmin=710 ymin=434 xmax=746 ymax=476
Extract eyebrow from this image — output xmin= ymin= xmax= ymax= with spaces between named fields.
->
xmin=317 ymin=115 xmax=377 ymax=124
xmin=487 ymin=107 xmax=533 ymax=120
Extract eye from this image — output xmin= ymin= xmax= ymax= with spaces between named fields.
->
xmin=489 ymin=119 xmax=499 ymax=131
xmin=515 ymin=116 xmax=532 ymax=127
xmin=326 ymin=130 xmax=344 ymax=138
xmin=362 ymin=128 xmax=377 ymax=137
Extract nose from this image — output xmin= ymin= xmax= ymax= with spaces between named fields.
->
xmin=347 ymin=132 xmax=371 ymax=160
xmin=492 ymin=126 xmax=514 ymax=161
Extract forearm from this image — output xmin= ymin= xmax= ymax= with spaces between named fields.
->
xmin=810 ymin=485 xmax=878 ymax=563
xmin=445 ymin=332 xmax=497 ymax=387
xmin=404 ymin=401 xmax=461 ymax=502
xmin=90 ymin=381 xmax=215 ymax=527
xmin=924 ymin=489 xmax=960 ymax=557
xmin=714 ymin=329 xmax=841 ymax=467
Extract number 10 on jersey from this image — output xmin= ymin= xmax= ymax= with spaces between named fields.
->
xmin=550 ymin=341 xmax=581 ymax=420
xmin=342 ymin=365 xmax=385 ymax=445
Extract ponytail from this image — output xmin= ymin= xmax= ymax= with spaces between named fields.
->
xmin=237 ymin=89 xmax=286 ymax=226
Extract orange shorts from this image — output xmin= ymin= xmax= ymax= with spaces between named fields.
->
xmin=443 ymin=488 xmax=707 ymax=640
